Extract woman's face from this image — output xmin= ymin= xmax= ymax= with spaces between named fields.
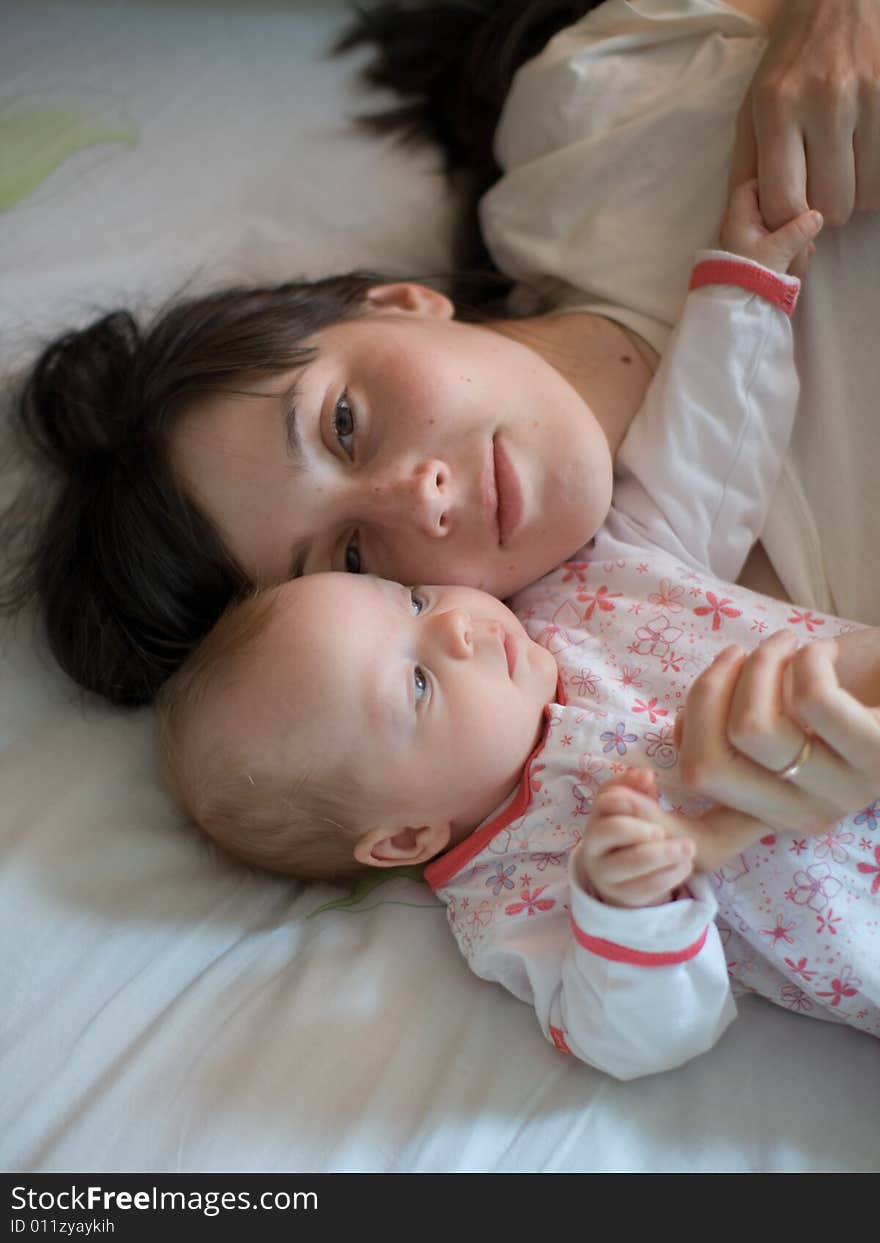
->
xmin=170 ymin=284 xmax=613 ymax=598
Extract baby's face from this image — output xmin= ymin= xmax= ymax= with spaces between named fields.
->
xmin=229 ymin=573 xmax=559 ymax=844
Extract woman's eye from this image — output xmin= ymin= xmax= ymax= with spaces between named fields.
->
xmin=344 ymin=534 xmax=362 ymax=574
xmin=410 ymin=590 xmax=424 ymax=616
xmin=413 ymin=666 xmax=428 ymax=703
xmin=333 ymin=393 xmax=355 ymax=458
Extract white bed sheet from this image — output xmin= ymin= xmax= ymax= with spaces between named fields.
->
xmin=1 ymin=0 xmax=878 ymax=1174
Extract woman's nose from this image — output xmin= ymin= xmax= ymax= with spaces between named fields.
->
xmin=363 ymin=460 xmax=451 ymax=536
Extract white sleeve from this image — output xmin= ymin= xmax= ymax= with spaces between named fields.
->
xmin=602 ymin=250 xmax=800 ymax=580
xmin=469 ymin=871 xmax=736 ymax=1081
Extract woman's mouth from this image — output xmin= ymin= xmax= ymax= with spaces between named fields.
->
xmin=503 ymin=631 xmax=517 ymax=678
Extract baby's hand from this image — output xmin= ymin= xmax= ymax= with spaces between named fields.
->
xmin=575 ymin=770 xmax=695 ymax=908
xmin=719 ymin=178 xmax=822 ymax=276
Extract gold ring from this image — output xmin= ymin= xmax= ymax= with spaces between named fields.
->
xmin=776 ymin=733 xmax=812 ymax=781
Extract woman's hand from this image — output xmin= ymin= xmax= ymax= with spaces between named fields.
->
xmin=729 ymin=0 xmax=880 ymax=229
xmin=675 ymin=629 xmax=880 ymax=834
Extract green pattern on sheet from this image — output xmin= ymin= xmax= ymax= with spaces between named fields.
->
xmin=0 ymin=99 xmax=137 ymax=212
xmin=308 ymin=864 xmax=437 ymax=917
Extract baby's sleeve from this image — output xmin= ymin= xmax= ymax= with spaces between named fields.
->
xmin=468 ymin=870 xmax=736 ymax=1081
xmin=603 ymin=252 xmax=800 ymax=581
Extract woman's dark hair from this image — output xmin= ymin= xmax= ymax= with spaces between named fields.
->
xmin=1 ymin=3 xmax=599 ymax=709
xmin=0 ymin=273 xmax=389 ymax=707
xmin=335 ymin=0 xmax=602 ymax=283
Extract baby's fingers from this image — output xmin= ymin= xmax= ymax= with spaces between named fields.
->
xmin=764 ymin=207 xmax=823 ymax=268
xmin=601 ymin=839 xmax=695 ymax=908
xmin=596 ymin=834 xmax=694 ymax=887
xmin=583 ymin=786 xmax=666 ymax=860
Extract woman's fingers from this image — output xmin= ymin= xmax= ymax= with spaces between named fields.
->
xmin=679 ymin=630 xmax=880 ymax=829
xmin=787 ymin=639 xmax=880 ymax=785
xmin=726 ymin=629 xmax=803 ymax=770
xmin=678 ymin=641 xmax=839 ymax=832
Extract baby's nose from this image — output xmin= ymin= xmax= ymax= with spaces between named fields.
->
xmin=433 ymin=608 xmax=472 ymax=658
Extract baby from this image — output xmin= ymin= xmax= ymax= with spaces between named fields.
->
xmin=157 ymin=569 xmax=879 ymax=1079
xmin=157 ymin=188 xmax=880 ymax=1077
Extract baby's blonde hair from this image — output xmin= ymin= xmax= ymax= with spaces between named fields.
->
xmin=156 ymin=589 xmax=371 ymax=882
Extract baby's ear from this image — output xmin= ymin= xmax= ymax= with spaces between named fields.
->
xmin=353 ymin=822 xmax=450 ymax=869
xmin=364 ymin=282 xmax=454 ymax=320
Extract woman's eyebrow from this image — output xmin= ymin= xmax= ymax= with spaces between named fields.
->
xmin=281 ymin=380 xmax=308 ymax=471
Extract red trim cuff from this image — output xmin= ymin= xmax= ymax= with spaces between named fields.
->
xmin=689 ymin=257 xmax=799 ymax=317
xmin=571 ymin=915 xmax=709 ymax=966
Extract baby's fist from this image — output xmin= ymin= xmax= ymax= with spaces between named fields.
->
xmin=575 ymin=770 xmax=695 ymax=908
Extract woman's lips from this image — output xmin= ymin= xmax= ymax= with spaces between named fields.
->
xmin=493 ymin=437 xmax=523 ymax=546
xmin=503 ymin=631 xmax=517 ymax=678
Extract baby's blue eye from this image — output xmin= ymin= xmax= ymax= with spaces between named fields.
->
xmin=414 ymin=667 xmax=427 ymax=702
xmin=410 ymin=590 xmax=424 ymax=615
xmin=333 ymin=393 xmax=355 ymax=457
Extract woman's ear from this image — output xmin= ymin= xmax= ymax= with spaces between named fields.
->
xmin=353 ymin=822 xmax=451 ymax=869
xmin=364 ymin=282 xmax=454 ymax=320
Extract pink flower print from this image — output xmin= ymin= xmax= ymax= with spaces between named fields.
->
xmin=788 ymin=608 xmax=825 ymax=632
xmin=571 ymin=784 xmax=594 ymax=817
xmin=693 ymin=591 xmax=742 ymax=632
xmin=530 ymin=849 xmax=565 ymax=872
xmin=561 ymin=561 xmax=589 ymax=584
xmin=648 ymin=578 xmax=685 ymax=614
xmin=813 ymin=828 xmax=853 ymax=863
xmin=643 ymin=723 xmax=678 ymax=768
xmin=505 ymin=886 xmax=556 ymax=917
xmin=568 ymin=666 xmax=603 ymax=699
xmin=485 ymin=862 xmax=517 ymax=895
xmin=780 ymin=983 xmax=814 ymax=1014
xmin=659 ymin=649 xmax=684 ymax=673
xmin=788 ymin=862 xmax=843 ymax=912
xmin=854 ymin=799 xmax=880 ymax=831
xmin=539 ymin=623 xmax=586 ymax=655
xmin=783 ymin=955 xmax=815 ymax=980
xmin=637 ymin=563 xmax=648 ymax=574
xmin=572 ymin=757 xmax=604 ymax=815
xmin=576 ymin=583 xmax=621 ymax=620
xmin=601 ymin=722 xmax=638 ymax=756
xmin=816 ymin=965 xmax=861 ymax=1008
xmin=751 ymin=618 xmax=768 ymax=633
xmin=789 ymin=838 xmax=808 ymax=856
xmin=615 ymin=664 xmax=647 ymax=690
xmin=815 ymin=908 xmax=842 ymax=936
xmin=860 ymin=837 xmax=873 ymax=852
xmin=759 ymin=914 xmax=798 ymax=950
xmin=631 ymin=616 xmax=683 ymax=658
xmin=632 ymin=697 xmax=668 ymax=725
xmin=857 ymin=845 xmax=880 ymax=894
xmin=466 ymin=900 xmax=495 ymax=934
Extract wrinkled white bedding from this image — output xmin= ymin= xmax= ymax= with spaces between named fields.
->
xmin=1 ymin=0 xmax=877 ymax=1173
